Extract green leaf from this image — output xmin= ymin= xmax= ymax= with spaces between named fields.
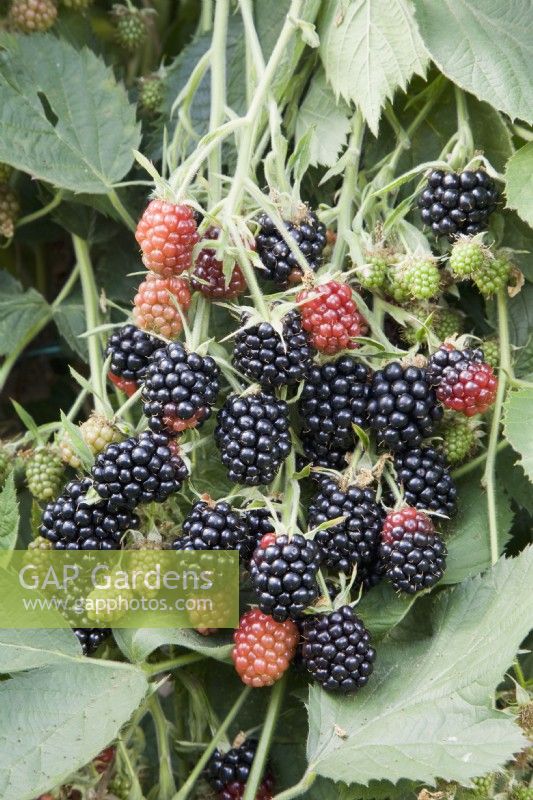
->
xmin=442 ymin=472 xmax=513 ymax=584
xmin=307 ymin=548 xmax=532 ymax=786
xmin=505 ymin=143 xmax=533 ymax=228
xmin=0 ymin=628 xmax=81 ymax=672
xmin=319 ymin=0 xmax=428 ymax=134
xmin=497 ymin=446 xmax=533 ymax=514
xmin=52 ymin=290 xmax=88 ymax=361
xmin=0 ymin=33 xmax=140 ymax=193
xmin=295 ymin=68 xmax=351 ymax=167
xmin=11 ymin=400 xmax=40 ymax=442
xmin=507 ymin=281 xmax=533 ymax=347
xmin=413 ymin=0 xmax=533 ymax=125
xmin=503 ymin=388 xmax=533 ymax=483
xmin=0 ymin=653 xmax=148 ymax=800
xmin=356 ymin=582 xmax=417 ymax=639
xmin=0 ymin=271 xmax=49 ymax=358
xmin=113 ymin=628 xmax=233 ymax=664
xmin=0 ymin=473 xmax=18 ymax=551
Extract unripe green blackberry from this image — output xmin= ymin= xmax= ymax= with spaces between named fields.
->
xmin=62 ymin=0 xmax=92 ymax=9
xmin=400 ymin=256 xmax=441 ymax=300
xmin=512 ymin=787 xmax=533 ymax=800
xmin=449 ymin=238 xmax=488 ymax=278
xmin=113 ymin=5 xmax=147 ymax=53
xmin=472 ymin=775 xmax=494 ymax=797
xmin=26 ymin=446 xmax=64 ymax=502
xmin=0 ymin=164 xmax=13 ymax=183
xmin=0 ymin=185 xmax=20 ymax=238
xmin=9 ymin=0 xmax=57 ymax=31
xmin=358 ymin=255 xmax=388 ymax=291
xmin=57 ymin=430 xmax=82 ymax=470
xmin=138 ymin=75 xmax=164 ymax=116
xmin=482 ymin=338 xmax=499 ymax=370
xmin=474 ymin=255 xmax=511 ymax=297
xmin=433 ymin=307 xmax=464 ymax=341
xmin=0 ymin=447 xmax=10 ymax=487
xmin=440 ymin=417 xmax=478 ymax=464
xmin=401 ymin=305 xmax=464 ymax=347
xmin=86 ymin=584 xmax=134 ymax=624
xmin=385 ymin=266 xmax=410 ymax=302
xmin=24 ymin=536 xmax=53 ymax=585
xmin=80 ymin=415 xmax=121 ymax=455
xmin=108 ymin=775 xmax=131 ymax=800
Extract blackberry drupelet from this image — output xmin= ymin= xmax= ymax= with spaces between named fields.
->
xmin=215 ymin=392 xmax=291 ymax=486
xmin=427 ymin=344 xmax=497 ymax=416
xmin=74 ymin=627 xmax=110 ymax=656
xmin=206 ymin=738 xmax=274 ymax=799
xmin=255 ymin=210 xmax=326 ymax=285
xmin=308 ymin=478 xmax=384 ymax=574
xmin=142 ymin=341 xmax=220 ymax=434
xmin=299 ymin=356 xmax=370 ymax=453
xmin=172 ymin=498 xmax=255 ymax=562
xmin=250 ymin=532 xmax=322 ymax=621
xmin=393 ymin=446 xmax=457 ymax=516
xmin=418 ymin=169 xmax=498 ymax=238
xmin=301 ymin=605 xmax=375 ymax=692
xmin=367 ymin=361 xmax=443 ymax=451
xmin=232 ymin=310 xmax=314 ymax=388
xmin=380 ymin=506 xmax=447 ymax=593
xmin=105 ymin=324 xmax=159 ymax=385
xmin=40 ymin=478 xmax=138 ymax=550
xmin=91 ymin=431 xmax=188 ymax=511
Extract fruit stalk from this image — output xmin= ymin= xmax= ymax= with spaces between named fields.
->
xmin=241 ymin=673 xmax=287 ymax=800
xmin=331 ymin=110 xmax=365 ymax=269
xmin=273 ymin=771 xmax=317 ymax=800
xmin=148 ymin=693 xmax=177 ymax=799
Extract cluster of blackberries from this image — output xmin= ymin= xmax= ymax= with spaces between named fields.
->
xmin=418 ymin=169 xmax=498 ymax=238
xmin=255 ymin=210 xmax=327 ymax=285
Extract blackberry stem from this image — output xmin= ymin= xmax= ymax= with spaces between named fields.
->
xmin=331 ymin=110 xmax=364 ymax=269
xmin=383 ymin=463 xmax=403 ymax=505
xmin=73 ymin=236 xmax=106 ymax=414
xmin=273 ymin=771 xmax=317 ymax=800
xmin=241 ymin=674 xmax=287 ymax=800
xmin=452 ymin=438 xmax=508 ymax=479
xmin=148 ymin=693 xmax=177 ymax=799
xmin=143 ymin=653 xmax=206 ymax=677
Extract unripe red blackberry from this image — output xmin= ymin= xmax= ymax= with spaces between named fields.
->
xmin=113 ymin=5 xmax=147 ymax=53
xmin=191 ymin=226 xmax=246 ymax=300
xmin=138 ymin=75 xmax=164 ymax=116
xmin=0 ymin=185 xmax=20 ymax=238
xmin=418 ymin=169 xmax=498 ymax=238
xmin=26 ymin=446 xmax=64 ymax=502
xmin=135 ymin=199 xmax=198 ymax=277
xmin=474 ymin=255 xmax=511 ymax=297
xmin=133 ymin=273 xmax=192 ymax=339
xmin=297 ymin=280 xmax=368 ymax=354
xmin=427 ymin=344 xmax=498 ymax=416
xmin=449 ymin=237 xmax=487 ymax=278
xmin=255 ymin=208 xmax=326 ymax=286
xmin=232 ymin=608 xmax=299 ymax=687
xmin=9 ymin=0 xmax=57 ymax=32
xmin=439 ymin=417 xmax=478 ymax=464
xmin=380 ymin=507 xmax=447 ymax=593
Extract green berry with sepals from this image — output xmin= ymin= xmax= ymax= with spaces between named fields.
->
xmin=86 ymin=583 xmax=134 ymax=625
xmin=26 ymin=446 xmax=64 ymax=502
xmin=138 ymin=74 xmax=164 ymax=116
xmin=108 ymin=774 xmax=131 ymax=799
xmin=0 ymin=185 xmax=20 ymax=238
xmin=399 ymin=254 xmax=441 ymax=300
xmin=512 ymin=787 xmax=533 ymax=800
xmin=385 ymin=264 xmax=410 ymax=302
xmin=433 ymin=307 xmax=464 ymax=341
xmin=358 ymin=253 xmax=388 ymax=291
xmin=481 ymin=338 xmax=499 ymax=370
xmin=439 ymin=416 xmax=479 ymax=464
xmin=57 ymin=429 xmax=82 ymax=470
xmin=474 ymin=254 xmax=511 ymax=297
xmin=80 ymin=414 xmax=122 ymax=455
xmin=112 ymin=4 xmax=147 ymax=53
xmin=471 ymin=774 xmax=494 ymax=797
xmin=449 ymin=236 xmax=489 ymax=278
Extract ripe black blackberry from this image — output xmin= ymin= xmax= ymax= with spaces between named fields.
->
xmin=232 ymin=310 xmax=314 ymax=388
xmin=299 ymin=432 xmax=351 ymax=472
xmin=142 ymin=341 xmax=220 ymax=435
xmin=250 ymin=532 xmax=322 ymax=621
xmin=241 ymin=505 xmax=275 ymax=565
xmin=206 ymin=738 xmax=274 ymax=799
xmin=215 ymin=392 xmax=291 ymax=486
xmin=299 ymin=356 xmax=370 ymax=453
xmin=40 ymin=478 xmax=138 ymax=550
xmin=308 ymin=478 xmax=384 ymax=575
xmin=301 ymin=605 xmax=375 ymax=692
xmin=91 ymin=431 xmax=188 ymax=511
xmin=393 ymin=446 xmax=457 ymax=516
xmin=172 ymin=498 xmax=256 ymax=563
xmin=74 ymin=628 xmax=111 ymax=656
xmin=255 ymin=210 xmax=326 ymax=285
xmin=367 ymin=361 xmax=443 ymax=451
xmin=105 ymin=324 xmax=159 ymax=384
xmin=380 ymin=507 xmax=447 ymax=593
xmin=418 ymin=169 xmax=498 ymax=238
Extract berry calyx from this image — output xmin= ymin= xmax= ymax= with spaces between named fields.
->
xmin=297 ymin=280 xmax=368 ymax=354
xmin=255 ymin=209 xmax=326 ymax=286
xmin=427 ymin=344 xmax=498 ymax=416
xmin=133 ymin=272 xmax=192 ymax=339
xmin=418 ymin=169 xmax=498 ymax=238
xmin=26 ymin=446 xmax=64 ymax=502
xmin=135 ymin=199 xmax=198 ymax=277
xmin=9 ymin=0 xmax=57 ymax=32
xmin=191 ymin=226 xmax=246 ymax=300
xmin=0 ymin=185 xmax=20 ymax=238
xmin=380 ymin=506 xmax=447 ymax=593
xmin=232 ymin=608 xmax=299 ymax=687
xmin=449 ymin=237 xmax=488 ymax=278
xmin=439 ymin=416 xmax=479 ymax=464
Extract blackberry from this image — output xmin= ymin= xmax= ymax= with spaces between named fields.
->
xmin=440 ymin=417 xmax=478 ymax=464
xmin=250 ymin=532 xmax=322 ymax=621
xmin=138 ymin=75 xmax=164 ymax=116
xmin=40 ymin=478 xmax=139 ymax=550
xmin=206 ymin=739 xmax=274 ymax=799
xmin=427 ymin=344 xmax=497 ymax=416
xmin=367 ymin=362 xmax=443 ymax=451
xmin=418 ymin=169 xmax=498 ymax=238
xmin=74 ymin=627 xmax=110 ymax=656
xmin=91 ymin=431 xmax=188 ymax=511
xmin=215 ymin=392 xmax=291 ymax=486
xmin=427 ymin=344 xmax=484 ymax=386
xmin=299 ymin=432 xmax=351 ymax=471
xmin=172 ymin=498 xmax=255 ymax=562
xmin=241 ymin=506 xmax=274 ymax=564
xmin=255 ymin=210 xmax=326 ymax=285
xmin=105 ymin=324 xmax=159 ymax=385
xmin=474 ymin=255 xmax=511 ymax=297
xmin=380 ymin=507 xmax=447 ymax=593
xmin=393 ymin=446 xmax=457 ymax=516
xmin=113 ymin=5 xmax=147 ymax=53
xmin=301 ymin=605 xmax=375 ymax=692
xmin=308 ymin=478 xmax=384 ymax=575
xmin=142 ymin=341 xmax=220 ymax=435
xmin=232 ymin=310 xmax=314 ymax=388
xmin=26 ymin=446 xmax=64 ymax=502
xmin=299 ymin=356 xmax=370 ymax=453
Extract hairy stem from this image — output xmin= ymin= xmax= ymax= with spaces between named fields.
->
xmin=242 ymin=675 xmax=287 ymax=800
xmin=73 ymin=236 xmax=106 ymax=414
xmin=148 ymin=694 xmax=177 ymax=799
xmin=451 ymin=439 xmax=508 ymax=479
xmin=108 ymin=188 xmax=137 ymax=232
xmin=208 ymin=0 xmax=229 ymax=207
xmin=332 ymin=110 xmax=364 ymax=269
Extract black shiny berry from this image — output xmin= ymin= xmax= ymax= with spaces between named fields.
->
xmin=215 ymin=392 xmax=291 ymax=486
xmin=142 ymin=341 xmax=220 ymax=435
xmin=301 ymin=605 xmax=375 ymax=693
xmin=418 ymin=169 xmax=498 ymax=238
xmin=256 ymin=210 xmax=326 ymax=285
xmin=251 ymin=532 xmax=322 ymax=621
xmin=74 ymin=628 xmax=110 ymax=656
xmin=426 ymin=344 xmax=484 ymax=387
xmin=40 ymin=478 xmax=138 ymax=550
xmin=206 ymin=739 xmax=272 ymax=797
xmin=367 ymin=362 xmax=443 ymax=451
xmin=241 ymin=506 xmax=275 ymax=565
xmin=172 ymin=499 xmax=255 ymax=563
xmin=233 ymin=310 xmax=314 ymax=388
xmin=393 ymin=446 xmax=457 ymax=517
xmin=91 ymin=431 xmax=188 ymax=511
xmin=299 ymin=432 xmax=351 ymax=471
xmin=105 ymin=324 xmax=159 ymax=383
xmin=308 ymin=478 xmax=384 ymax=575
